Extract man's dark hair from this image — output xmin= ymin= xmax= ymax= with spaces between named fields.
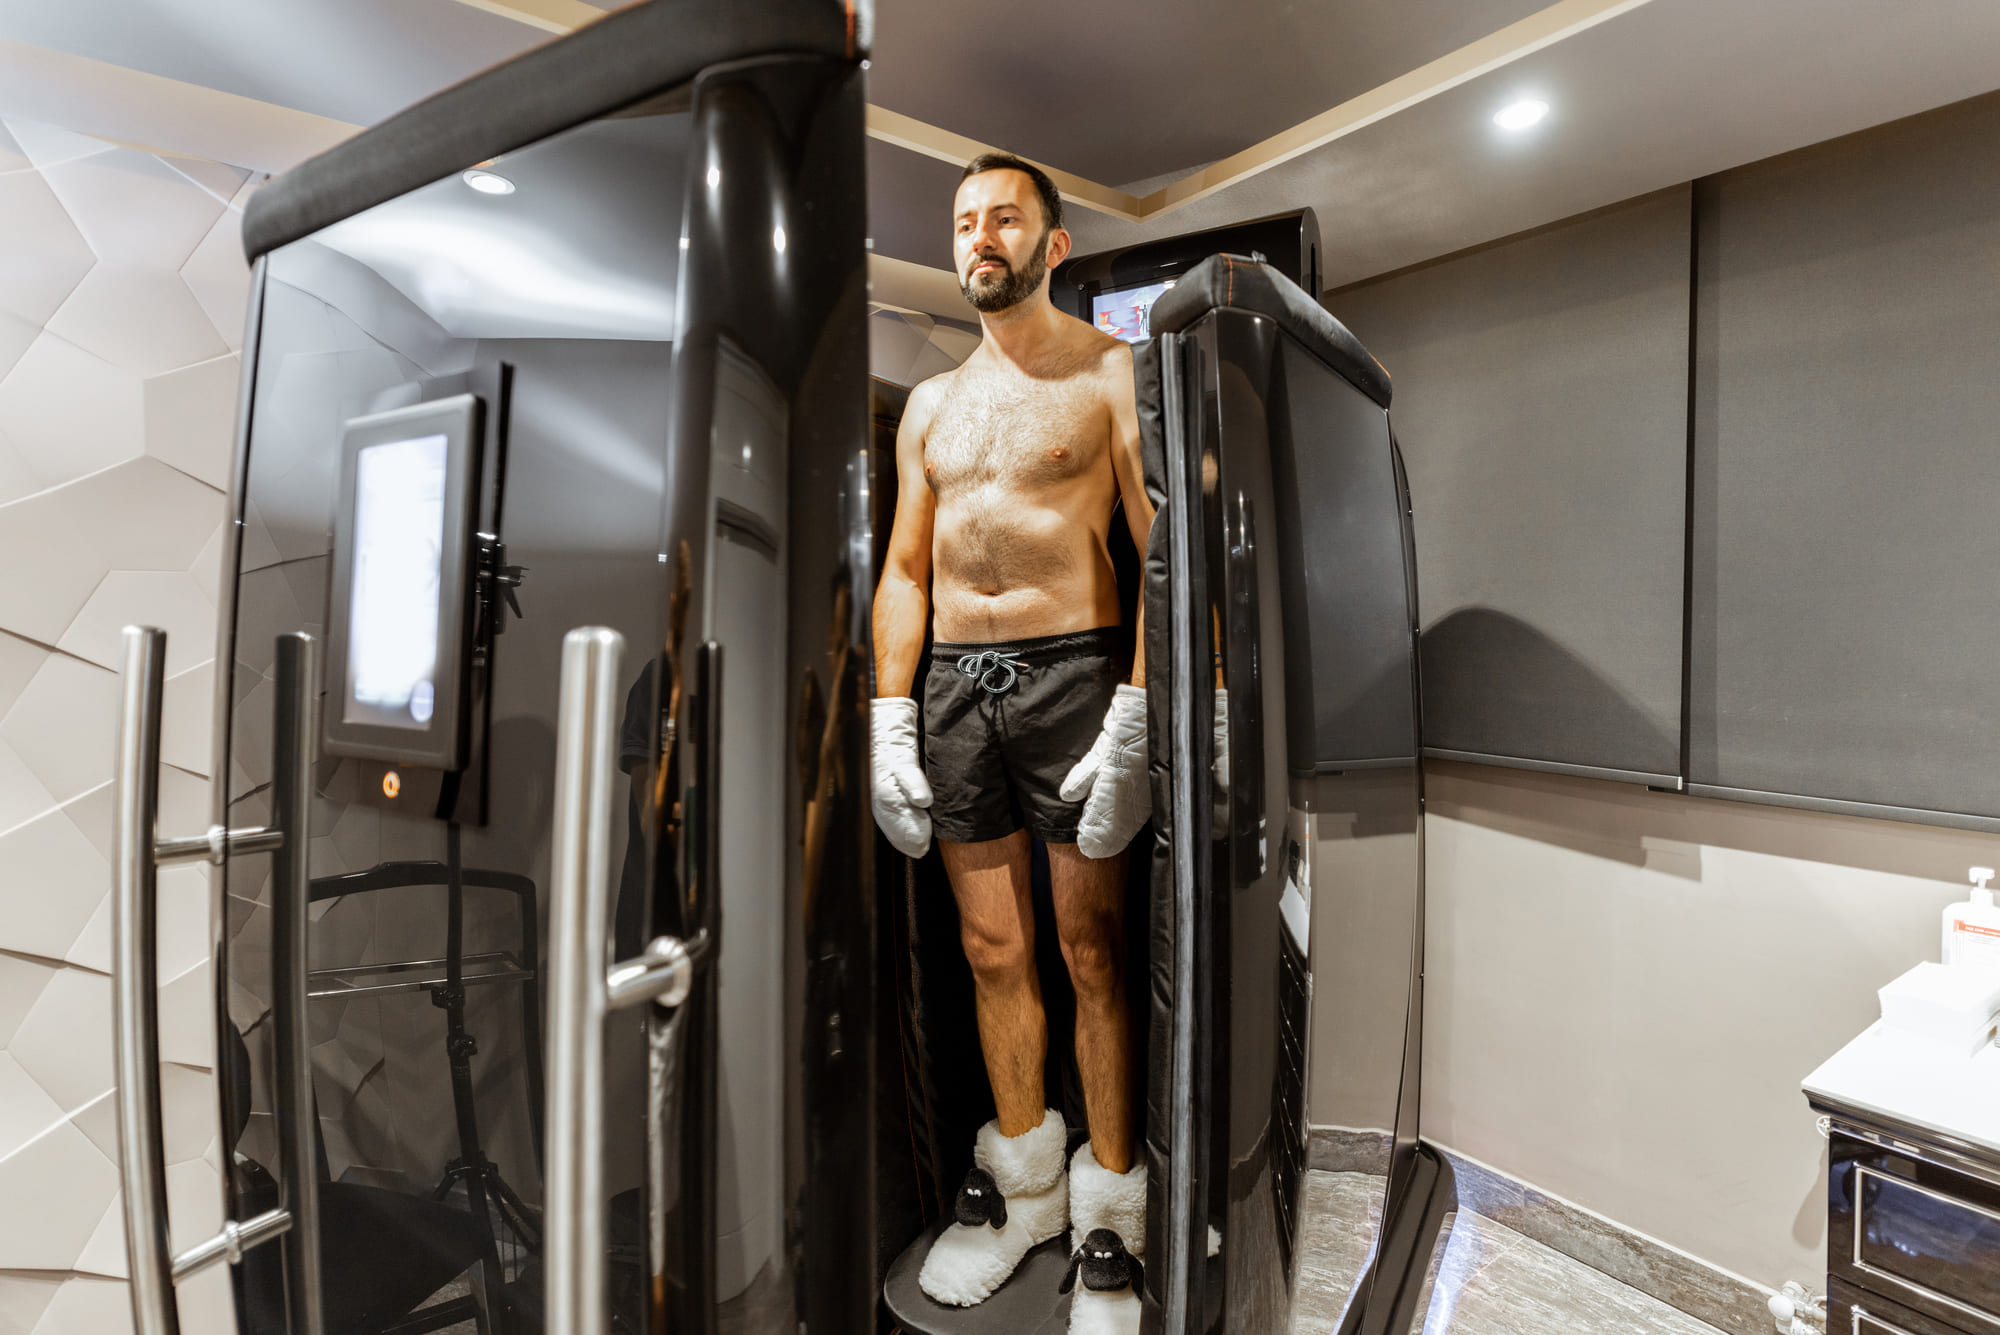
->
xmin=960 ymin=153 xmax=1064 ymax=233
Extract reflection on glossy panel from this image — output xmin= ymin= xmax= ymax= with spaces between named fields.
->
xmin=222 ymin=33 xmax=874 ymax=1332
xmin=227 ymin=99 xmax=695 ymax=1335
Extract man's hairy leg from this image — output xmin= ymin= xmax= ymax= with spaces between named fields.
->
xmin=939 ymin=831 xmax=1048 ymax=1137
xmin=1047 ymin=842 xmax=1132 ymax=1172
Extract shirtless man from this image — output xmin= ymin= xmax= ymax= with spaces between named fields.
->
xmin=871 ymin=155 xmax=1154 ymax=1330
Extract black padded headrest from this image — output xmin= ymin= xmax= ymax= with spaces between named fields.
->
xmin=1146 ymin=253 xmax=1391 ymax=409
xmin=243 ymin=0 xmax=865 ymax=261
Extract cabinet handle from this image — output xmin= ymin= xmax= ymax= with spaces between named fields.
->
xmin=112 ymin=627 xmax=324 ymax=1335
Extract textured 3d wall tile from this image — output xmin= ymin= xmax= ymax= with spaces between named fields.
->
xmin=0 ymin=115 xmax=256 ymax=1332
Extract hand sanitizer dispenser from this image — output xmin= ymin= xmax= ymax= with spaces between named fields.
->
xmin=1943 ymin=866 xmax=2000 ymax=968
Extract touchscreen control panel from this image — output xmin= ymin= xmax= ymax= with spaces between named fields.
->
xmin=324 ymin=394 xmax=482 ymax=769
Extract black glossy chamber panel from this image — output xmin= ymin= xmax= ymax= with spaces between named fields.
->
xmin=221 ymin=55 xmax=871 ymax=1335
xmin=1177 ymin=309 xmax=1423 ymax=1331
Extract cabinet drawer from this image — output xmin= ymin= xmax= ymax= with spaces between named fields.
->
xmin=1831 ymin=1276 xmax=1978 ymax=1335
xmin=1829 ymin=1132 xmax=2000 ymax=1335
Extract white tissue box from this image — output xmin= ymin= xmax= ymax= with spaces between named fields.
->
xmin=1878 ymin=962 xmax=2000 ymax=1057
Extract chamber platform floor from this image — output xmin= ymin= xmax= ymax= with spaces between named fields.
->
xmin=883 ymin=1220 xmax=1074 ymax=1335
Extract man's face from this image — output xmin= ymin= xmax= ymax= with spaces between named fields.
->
xmin=953 ymin=170 xmax=1066 ymax=313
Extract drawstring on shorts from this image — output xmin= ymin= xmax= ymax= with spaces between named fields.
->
xmin=957 ymin=649 xmax=1022 ymax=694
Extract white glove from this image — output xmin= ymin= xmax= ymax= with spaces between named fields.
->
xmin=1060 ymin=684 xmax=1152 ymax=859
xmin=871 ymin=696 xmax=932 ymax=858
xmin=1212 ymin=687 xmax=1230 ymax=796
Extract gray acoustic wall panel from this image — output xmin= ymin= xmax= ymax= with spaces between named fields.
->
xmin=1333 ymin=188 xmax=1692 ymax=781
xmin=1688 ymin=92 xmax=2000 ymax=821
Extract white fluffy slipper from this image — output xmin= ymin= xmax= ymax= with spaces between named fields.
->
xmin=1066 ymin=1143 xmax=1147 ymax=1335
xmin=918 ymin=1108 xmax=1069 ymax=1306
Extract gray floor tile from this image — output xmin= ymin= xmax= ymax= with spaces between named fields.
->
xmin=1289 ymin=1170 xmax=1731 ymax=1335
xmin=1289 ymin=1170 xmax=1387 ymax=1333
xmin=1440 ymin=1228 xmax=1729 ymax=1335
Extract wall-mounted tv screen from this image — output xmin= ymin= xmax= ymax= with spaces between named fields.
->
xmin=324 ymin=394 xmax=481 ymax=769
xmin=1092 ymin=278 xmax=1176 ymax=343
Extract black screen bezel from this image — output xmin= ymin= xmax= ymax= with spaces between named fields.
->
xmin=323 ymin=393 xmax=482 ymax=769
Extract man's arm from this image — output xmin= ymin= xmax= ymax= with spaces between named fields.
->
xmin=1108 ymin=347 xmax=1155 ymax=686
xmin=872 ymin=380 xmax=939 ymax=698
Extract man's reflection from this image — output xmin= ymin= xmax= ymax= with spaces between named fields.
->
xmin=618 ymin=540 xmax=692 ymax=957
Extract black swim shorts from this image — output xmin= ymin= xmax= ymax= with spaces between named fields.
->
xmin=923 ymin=627 xmax=1128 ymax=845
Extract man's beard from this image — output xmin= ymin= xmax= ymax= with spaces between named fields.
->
xmin=961 ymin=230 xmax=1050 ymax=313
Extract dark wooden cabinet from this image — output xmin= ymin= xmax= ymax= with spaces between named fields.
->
xmin=1815 ymin=1105 xmax=2000 ymax=1335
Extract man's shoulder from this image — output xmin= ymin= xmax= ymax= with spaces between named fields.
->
xmin=906 ymin=363 xmax=963 ymax=418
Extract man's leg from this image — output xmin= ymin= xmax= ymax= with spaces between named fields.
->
xmin=1047 ymin=842 xmax=1131 ymax=1171
xmin=938 ymin=830 xmax=1047 ymax=1137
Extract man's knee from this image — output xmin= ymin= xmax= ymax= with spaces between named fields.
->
xmin=1058 ymin=920 xmax=1122 ymax=1001
xmin=961 ymin=920 xmax=1034 ymax=985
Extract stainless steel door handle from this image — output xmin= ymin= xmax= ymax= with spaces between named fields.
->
xmin=545 ymin=627 xmax=712 ymax=1335
xmin=112 ymin=626 xmax=324 ymax=1335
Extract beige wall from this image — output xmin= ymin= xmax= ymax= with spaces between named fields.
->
xmin=1419 ymin=759 xmax=1994 ymax=1290
xmin=0 ymin=117 xmax=253 ymax=1333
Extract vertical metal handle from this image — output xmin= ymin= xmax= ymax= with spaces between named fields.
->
xmin=113 ymin=627 xmax=321 ymax=1335
xmin=113 ymin=627 xmax=178 ymax=1335
xmin=270 ymin=633 xmax=325 ymax=1335
xmin=545 ymin=627 xmax=626 ymax=1335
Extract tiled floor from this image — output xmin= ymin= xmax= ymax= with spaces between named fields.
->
xmin=1291 ymin=1171 xmax=1732 ymax=1335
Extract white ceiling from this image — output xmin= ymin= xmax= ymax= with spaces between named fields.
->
xmin=2 ymin=0 xmax=1998 ymax=304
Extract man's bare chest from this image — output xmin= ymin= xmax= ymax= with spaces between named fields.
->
xmin=924 ymin=376 xmax=1108 ymax=495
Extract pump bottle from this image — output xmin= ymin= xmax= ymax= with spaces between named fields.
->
xmin=1942 ymin=865 xmax=2000 ymax=968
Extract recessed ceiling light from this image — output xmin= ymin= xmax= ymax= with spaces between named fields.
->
xmin=462 ymin=169 xmax=515 ymax=195
xmin=1493 ymin=98 xmax=1550 ymax=131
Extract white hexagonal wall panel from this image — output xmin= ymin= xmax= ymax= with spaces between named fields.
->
xmin=57 ymin=571 xmax=215 ymax=678
xmin=0 ymin=652 xmax=117 ymax=808
xmin=158 ymin=961 xmax=215 ymax=1070
xmin=0 ymin=739 xmax=58 ymax=838
xmin=0 ymin=634 xmax=40 ymax=722
xmin=37 ymin=149 xmax=224 ymax=275
xmin=1 ymin=120 xmax=110 ymax=174
xmin=0 ymin=804 xmax=103 ymax=961
xmin=160 ymin=659 xmax=215 ymax=779
xmin=0 ymin=1119 xmax=117 ymax=1271
xmin=155 ymin=153 xmax=250 ymax=211
xmin=44 ymin=265 xmax=227 ymax=381
xmin=0 ymin=120 xmax=28 ymax=174
xmin=0 ymin=334 xmax=145 ymax=492
xmin=0 ymin=1055 xmax=64 ymax=1165
xmin=7 ymin=967 xmax=110 ymax=1115
xmin=0 ymin=173 xmax=93 ymax=331
xmin=179 ymin=201 xmax=255 ymax=354
xmin=142 ymin=355 xmax=239 ymax=491
xmin=0 ymin=456 xmax=224 ymax=645
xmin=0 ymin=1273 xmax=62 ymax=1335
xmin=0 ymin=953 xmax=57 ymax=1050
xmin=0 ymin=313 xmax=36 ymax=386
xmin=29 ymin=1275 xmax=133 ymax=1335
xmin=0 ymin=117 xmax=255 ymax=1332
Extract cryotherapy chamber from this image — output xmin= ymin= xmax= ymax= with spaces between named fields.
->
xmin=103 ymin=5 xmax=1441 ymax=1333
xmin=878 ymin=240 xmax=1446 ymax=1332
xmin=1134 ymin=254 xmax=1450 ymax=1335
xmin=108 ymin=2 xmax=882 ymax=1332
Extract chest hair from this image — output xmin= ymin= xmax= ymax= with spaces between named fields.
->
xmin=924 ymin=363 xmax=1106 ymax=496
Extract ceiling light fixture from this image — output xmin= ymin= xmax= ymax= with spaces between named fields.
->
xmin=1493 ymin=98 xmax=1550 ymax=131
xmin=462 ymin=169 xmax=515 ymax=195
